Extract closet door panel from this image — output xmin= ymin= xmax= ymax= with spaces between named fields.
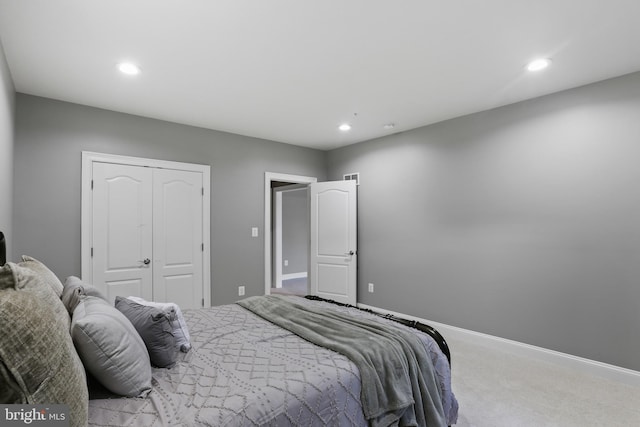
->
xmin=152 ymin=168 xmax=204 ymax=309
xmin=92 ymin=162 xmax=153 ymax=303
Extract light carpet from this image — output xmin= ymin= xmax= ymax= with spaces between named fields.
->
xmin=448 ymin=334 xmax=640 ymax=426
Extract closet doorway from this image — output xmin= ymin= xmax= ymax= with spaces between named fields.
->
xmin=81 ymin=152 xmax=211 ymax=309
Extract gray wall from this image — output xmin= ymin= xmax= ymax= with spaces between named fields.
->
xmin=10 ymin=69 xmax=640 ymax=370
xmin=282 ymin=188 xmax=309 ymax=275
xmin=13 ymin=94 xmax=327 ymax=305
xmin=0 ymin=39 xmax=14 ymax=256
xmin=327 ymin=71 xmax=640 ymax=371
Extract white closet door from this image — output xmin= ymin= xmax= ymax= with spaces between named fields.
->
xmin=152 ymin=168 xmax=204 ymax=309
xmin=309 ymin=180 xmax=357 ymax=305
xmin=92 ymin=162 xmax=153 ymax=303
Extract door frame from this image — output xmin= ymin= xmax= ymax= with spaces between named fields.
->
xmin=264 ymin=172 xmax=317 ymax=295
xmin=81 ymin=151 xmax=211 ymax=306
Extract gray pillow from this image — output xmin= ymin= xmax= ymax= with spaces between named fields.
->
xmin=62 ymin=276 xmax=107 ymax=314
xmin=115 ymin=296 xmax=179 ymax=368
xmin=127 ymin=296 xmax=192 ymax=352
xmin=19 ymin=255 xmax=64 ymax=297
xmin=71 ymin=296 xmax=152 ymax=397
xmin=0 ymin=264 xmax=88 ymax=427
xmin=0 ymin=261 xmax=70 ymax=330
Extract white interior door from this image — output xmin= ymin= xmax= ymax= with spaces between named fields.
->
xmin=152 ymin=168 xmax=204 ymax=309
xmin=83 ymin=152 xmax=211 ymax=307
xmin=92 ymin=162 xmax=153 ymax=303
xmin=309 ymin=180 xmax=357 ymax=305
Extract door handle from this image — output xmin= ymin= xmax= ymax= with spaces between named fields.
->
xmin=345 ymin=251 xmax=355 ymax=256
xmin=139 ymin=258 xmax=151 ymax=266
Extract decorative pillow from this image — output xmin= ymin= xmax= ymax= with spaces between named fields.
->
xmin=71 ymin=296 xmax=152 ymax=397
xmin=61 ymin=275 xmax=107 ymax=314
xmin=0 ymin=261 xmax=70 ymax=330
xmin=0 ymin=269 xmax=88 ymax=427
xmin=127 ymin=296 xmax=192 ymax=352
xmin=19 ymin=255 xmax=64 ymax=297
xmin=115 ymin=296 xmax=179 ymax=368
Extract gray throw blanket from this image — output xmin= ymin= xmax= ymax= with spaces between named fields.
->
xmin=237 ymin=296 xmax=446 ymax=427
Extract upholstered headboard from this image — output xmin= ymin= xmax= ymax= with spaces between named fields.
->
xmin=0 ymin=231 xmax=6 ymax=266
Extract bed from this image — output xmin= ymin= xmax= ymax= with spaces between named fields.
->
xmin=0 ymin=233 xmax=458 ymax=427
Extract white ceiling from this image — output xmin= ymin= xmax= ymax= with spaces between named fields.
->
xmin=1 ymin=1 xmax=639 ymax=150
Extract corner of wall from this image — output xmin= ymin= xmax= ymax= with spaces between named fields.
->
xmin=0 ymin=35 xmax=15 ymax=258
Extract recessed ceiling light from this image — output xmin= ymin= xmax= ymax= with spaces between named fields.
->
xmin=339 ymin=123 xmax=351 ymax=132
xmin=117 ymin=62 xmax=141 ymax=76
xmin=383 ymin=123 xmax=395 ymax=130
xmin=526 ymin=58 xmax=551 ymax=72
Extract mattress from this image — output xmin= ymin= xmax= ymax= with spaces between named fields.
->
xmin=88 ymin=296 xmax=457 ymax=426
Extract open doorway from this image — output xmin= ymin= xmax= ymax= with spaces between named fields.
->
xmin=264 ymin=172 xmax=358 ymax=305
xmin=272 ymin=183 xmax=309 ymax=296
xmin=264 ymin=172 xmax=317 ymax=296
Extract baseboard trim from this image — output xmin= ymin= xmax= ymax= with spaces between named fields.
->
xmin=282 ymin=272 xmax=307 ymax=281
xmin=357 ymin=303 xmax=640 ymax=388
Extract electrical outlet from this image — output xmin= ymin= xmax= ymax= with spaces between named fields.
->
xmin=251 ymin=227 xmax=259 ymax=237
xmin=238 ymin=285 xmax=245 ymax=296
xmin=284 ymin=259 xmax=289 ymax=266
xmin=368 ymin=283 xmax=374 ymax=293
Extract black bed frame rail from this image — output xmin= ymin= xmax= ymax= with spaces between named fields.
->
xmin=304 ymin=295 xmax=451 ymax=366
